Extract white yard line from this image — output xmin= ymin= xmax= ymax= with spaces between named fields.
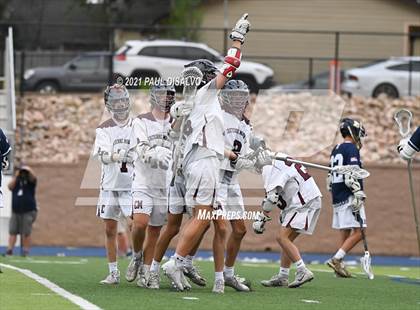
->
xmin=0 ymin=263 xmax=102 ymax=310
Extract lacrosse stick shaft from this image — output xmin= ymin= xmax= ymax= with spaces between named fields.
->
xmin=273 ymin=156 xmax=332 ymax=172
xmin=356 ymin=213 xmax=369 ymax=252
xmin=407 ymin=160 xmax=420 ymax=255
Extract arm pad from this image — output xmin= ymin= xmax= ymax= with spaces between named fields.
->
xmin=344 ymin=173 xmax=361 ymax=193
xmin=221 ymin=47 xmax=242 ymax=79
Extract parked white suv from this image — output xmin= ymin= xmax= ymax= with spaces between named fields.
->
xmin=114 ymin=40 xmax=274 ymax=93
xmin=341 ymin=57 xmax=420 ymax=98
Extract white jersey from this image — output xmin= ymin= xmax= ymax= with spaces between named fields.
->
xmin=93 ymin=118 xmax=134 ymax=191
xmin=262 ymin=157 xmax=322 ymax=210
xmin=220 ymin=111 xmax=252 ymax=178
xmin=131 ymin=112 xmax=172 ymax=197
xmin=182 ymin=80 xmax=224 ymax=161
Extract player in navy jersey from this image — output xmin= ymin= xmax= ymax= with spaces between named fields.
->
xmin=1 ymin=128 xmax=12 ymax=209
xmin=326 ymin=118 xmax=367 ymax=278
xmin=398 ymin=126 xmax=420 ymax=160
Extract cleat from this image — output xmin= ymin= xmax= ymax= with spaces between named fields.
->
xmin=126 ymin=253 xmax=142 ymax=282
xmin=136 ymin=265 xmax=150 ymax=287
xmin=180 ymin=272 xmax=192 ymax=291
xmin=261 ymin=274 xmax=289 ymax=287
xmin=162 ymin=259 xmax=184 ymax=291
xmin=148 ymin=271 xmax=160 ymax=289
xmin=288 ymin=268 xmax=314 ymax=288
xmin=224 ymin=274 xmax=250 ymax=292
xmin=100 ymin=270 xmax=120 ymax=285
xmin=326 ymin=258 xmax=351 ymax=278
xmin=183 ymin=265 xmax=207 ymax=287
xmin=212 ymin=278 xmax=225 ymax=294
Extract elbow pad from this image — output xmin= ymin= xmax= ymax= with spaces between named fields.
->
xmin=344 ymin=173 xmax=361 ymax=193
xmin=221 ymin=47 xmax=242 ymax=79
xmin=262 ymin=188 xmax=280 ymax=212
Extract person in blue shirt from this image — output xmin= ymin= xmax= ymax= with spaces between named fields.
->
xmin=326 ymin=118 xmax=367 ymax=278
xmin=1 ymin=128 xmax=12 ymax=209
xmin=398 ymin=126 xmax=420 ymax=160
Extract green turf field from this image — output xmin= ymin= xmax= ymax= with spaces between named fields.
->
xmin=1 ymin=256 xmax=419 ymax=310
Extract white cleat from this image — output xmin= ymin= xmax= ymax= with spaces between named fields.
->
xmin=180 ymin=272 xmax=192 ymax=291
xmin=224 ymin=275 xmax=250 ymax=292
xmin=126 ymin=254 xmax=142 ymax=282
xmin=212 ymin=278 xmax=225 ymax=294
xmin=136 ymin=265 xmax=150 ymax=287
xmin=162 ymin=259 xmax=184 ymax=291
xmin=288 ymin=268 xmax=314 ymax=288
xmin=260 ymin=274 xmax=289 ymax=287
xmin=148 ymin=271 xmax=160 ymax=289
xmin=100 ymin=270 xmax=120 ymax=285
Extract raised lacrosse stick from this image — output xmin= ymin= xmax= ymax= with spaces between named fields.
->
xmin=394 ymin=109 xmax=420 ymax=255
xmin=268 ymin=152 xmax=370 ymax=179
xmin=170 ymin=66 xmax=203 ymax=186
xmin=356 ymin=212 xmax=374 ymax=280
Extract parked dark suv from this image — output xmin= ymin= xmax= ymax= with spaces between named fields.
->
xmin=23 ymin=52 xmax=110 ymax=93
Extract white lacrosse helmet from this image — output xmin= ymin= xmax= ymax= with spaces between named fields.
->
xmin=104 ymin=83 xmax=131 ymax=124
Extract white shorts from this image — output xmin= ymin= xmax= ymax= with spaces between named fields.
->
xmin=132 ymin=191 xmax=167 ymax=227
xmin=96 ymin=190 xmax=132 ymax=221
xmin=168 ymin=175 xmax=192 ymax=216
xmin=216 ymin=181 xmax=245 ymax=220
xmin=280 ymin=197 xmax=321 ymax=235
xmin=332 ymin=201 xmax=367 ymax=229
xmin=184 ymin=156 xmax=219 ymax=208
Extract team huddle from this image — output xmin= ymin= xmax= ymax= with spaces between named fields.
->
xmin=91 ymin=13 xmax=420 ymax=294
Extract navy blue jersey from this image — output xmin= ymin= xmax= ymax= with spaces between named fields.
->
xmin=408 ymin=127 xmax=420 ymax=153
xmin=330 ymin=142 xmax=363 ymax=205
xmin=0 ymin=128 xmax=12 ymax=187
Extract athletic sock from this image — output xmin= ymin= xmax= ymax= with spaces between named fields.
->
xmin=174 ymin=253 xmax=185 ymax=268
xmin=134 ymin=251 xmax=142 ymax=261
xmin=215 ymin=271 xmax=224 ymax=281
xmin=224 ymin=266 xmax=234 ymax=278
xmin=150 ymin=260 xmax=160 ymax=273
xmin=185 ymin=255 xmax=194 ymax=268
xmin=279 ymin=267 xmax=290 ymax=278
xmin=295 ymin=259 xmax=306 ymax=272
xmin=143 ymin=264 xmax=150 ymax=272
xmin=108 ymin=262 xmax=118 ymax=274
xmin=334 ymin=248 xmax=346 ymax=260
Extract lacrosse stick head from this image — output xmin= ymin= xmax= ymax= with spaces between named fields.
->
xmin=394 ymin=109 xmax=412 ymax=138
xmin=182 ymin=66 xmax=203 ymax=98
xmin=333 ymin=165 xmax=370 ymax=179
xmin=360 ymin=251 xmax=374 ymax=280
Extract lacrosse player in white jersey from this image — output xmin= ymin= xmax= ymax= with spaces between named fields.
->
xmin=94 ymin=84 xmax=135 ymax=285
xmin=213 ymin=80 xmax=255 ymax=292
xmin=162 ymin=13 xmax=251 ymax=293
xmin=253 ymin=153 xmax=322 ymax=288
xmin=125 ymin=81 xmax=175 ymax=288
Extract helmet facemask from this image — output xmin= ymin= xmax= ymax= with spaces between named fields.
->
xmin=346 ymin=121 xmax=366 ymax=149
xmin=104 ymin=84 xmax=131 ymax=125
xmin=219 ymin=88 xmax=250 ymax=120
xmin=150 ymin=83 xmax=176 ymax=112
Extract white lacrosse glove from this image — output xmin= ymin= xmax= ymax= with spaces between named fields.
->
xmin=352 ymin=190 xmax=366 ymax=212
xmin=229 ymin=13 xmax=250 ymax=44
xmin=112 ymin=149 xmax=135 ymax=163
xmin=231 ymin=155 xmax=256 ymax=171
xmin=252 ymin=212 xmax=271 ymax=234
xmin=170 ymin=101 xmax=193 ymax=119
xmin=140 ymin=145 xmax=172 ymax=169
xmin=326 ymin=173 xmax=332 ymax=192
xmin=255 ymin=150 xmax=272 ymax=168
xmin=397 ymin=137 xmax=416 ymax=161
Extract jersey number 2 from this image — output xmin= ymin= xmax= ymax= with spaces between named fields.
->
xmin=330 ymin=154 xmax=344 ymax=183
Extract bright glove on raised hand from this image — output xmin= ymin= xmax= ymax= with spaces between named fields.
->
xmin=229 ymin=13 xmax=250 ymax=44
xmin=352 ymin=190 xmax=366 ymax=212
xmin=252 ymin=212 xmax=271 ymax=234
xmin=170 ymin=101 xmax=193 ymax=119
xmin=398 ymin=137 xmax=416 ymax=160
